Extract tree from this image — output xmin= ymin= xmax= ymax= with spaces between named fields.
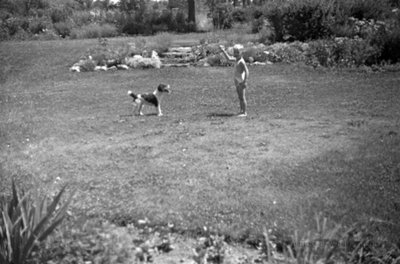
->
xmin=188 ymin=0 xmax=195 ymax=24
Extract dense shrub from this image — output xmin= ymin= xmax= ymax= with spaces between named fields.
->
xmin=70 ymin=10 xmax=93 ymax=27
xmin=3 ymin=17 xmax=30 ymax=36
xmin=119 ymin=9 xmax=195 ymax=35
xmin=53 ymin=21 xmax=73 ymax=38
xmin=0 ymin=23 xmax=10 ymax=40
xmin=231 ymin=8 xmax=248 ymax=23
xmin=28 ymin=17 xmax=50 ymax=34
xmin=308 ymin=37 xmax=381 ymax=67
xmin=261 ymin=1 xmax=285 ymax=41
xmin=211 ymin=4 xmax=234 ymax=29
xmin=258 ymin=26 xmax=275 ymax=44
xmin=49 ymin=8 xmax=70 ymax=23
xmin=380 ymin=30 xmax=400 ymax=63
xmin=283 ymin=0 xmax=333 ymax=41
xmin=70 ymin=23 xmax=118 ymax=39
xmin=121 ymin=13 xmax=152 ymax=35
xmin=347 ymin=0 xmax=391 ymax=20
xmin=261 ymin=0 xmax=334 ymax=42
xmin=152 ymin=9 xmax=174 ymax=32
xmin=147 ymin=32 xmax=173 ymax=54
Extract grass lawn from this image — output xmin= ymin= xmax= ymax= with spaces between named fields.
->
xmin=1 ymin=37 xmax=399 ymax=244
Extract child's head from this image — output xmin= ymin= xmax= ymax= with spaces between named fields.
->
xmin=233 ymin=44 xmax=243 ymax=59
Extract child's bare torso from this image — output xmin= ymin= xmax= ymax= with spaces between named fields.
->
xmin=234 ymin=58 xmax=247 ymax=84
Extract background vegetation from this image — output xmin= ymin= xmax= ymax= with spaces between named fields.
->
xmin=1 ymin=0 xmax=400 ymax=65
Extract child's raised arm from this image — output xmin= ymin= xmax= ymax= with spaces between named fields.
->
xmin=219 ymin=45 xmax=236 ymax=62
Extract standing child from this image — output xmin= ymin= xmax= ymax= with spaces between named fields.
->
xmin=219 ymin=44 xmax=249 ymax=117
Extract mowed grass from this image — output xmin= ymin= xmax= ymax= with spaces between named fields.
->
xmin=1 ymin=38 xmax=400 ymax=243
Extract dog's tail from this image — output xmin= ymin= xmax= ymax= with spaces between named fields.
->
xmin=127 ymin=90 xmax=138 ymax=100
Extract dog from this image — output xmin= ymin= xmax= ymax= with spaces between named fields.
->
xmin=128 ymin=83 xmax=171 ymax=116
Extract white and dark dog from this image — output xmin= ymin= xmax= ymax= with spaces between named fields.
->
xmin=128 ymin=84 xmax=171 ymax=116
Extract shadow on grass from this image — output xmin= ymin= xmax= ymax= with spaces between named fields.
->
xmin=120 ymin=113 xmax=162 ymax=118
xmin=207 ymin=112 xmax=236 ymax=118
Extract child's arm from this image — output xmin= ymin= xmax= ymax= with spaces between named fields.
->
xmin=219 ymin=45 xmax=236 ymax=62
xmin=242 ymin=60 xmax=249 ymax=82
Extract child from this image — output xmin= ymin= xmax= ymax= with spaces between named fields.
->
xmin=219 ymin=44 xmax=249 ymax=117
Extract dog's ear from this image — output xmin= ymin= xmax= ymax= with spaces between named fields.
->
xmin=158 ymin=83 xmax=170 ymax=92
xmin=157 ymin=84 xmax=166 ymax=90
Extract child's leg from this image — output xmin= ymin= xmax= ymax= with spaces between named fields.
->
xmin=236 ymin=82 xmax=247 ymax=115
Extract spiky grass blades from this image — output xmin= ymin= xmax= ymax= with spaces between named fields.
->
xmin=0 ymin=180 xmax=75 ymax=264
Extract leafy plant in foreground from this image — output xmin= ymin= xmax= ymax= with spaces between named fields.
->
xmin=0 ymin=180 xmax=74 ymax=264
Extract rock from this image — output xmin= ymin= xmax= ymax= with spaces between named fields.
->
xmin=125 ymin=55 xmax=143 ymax=68
xmin=70 ymin=65 xmax=81 ymax=72
xmin=162 ymin=63 xmax=191 ymax=67
xmin=124 ymin=51 xmax=161 ymax=69
xmin=117 ymin=64 xmax=129 ymax=70
xmin=168 ymin=47 xmax=192 ymax=53
xmin=70 ymin=57 xmax=96 ymax=72
xmin=106 ymin=59 xmax=118 ymax=67
xmin=94 ymin=65 xmax=108 ymax=71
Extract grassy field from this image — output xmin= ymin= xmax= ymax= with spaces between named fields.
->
xmin=1 ymin=37 xmax=400 ymax=244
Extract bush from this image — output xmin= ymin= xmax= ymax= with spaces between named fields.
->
xmin=175 ymin=10 xmax=196 ymax=33
xmin=70 ymin=23 xmax=118 ymax=39
xmin=231 ymin=8 xmax=248 ymax=23
xmin=147 ymin=32 xmax=173 ymax=54
xmin=49 ymin=8 xmax=70 ymax=24
xmin=121 ymin=13 xmax=153 ymax=35
xmin=258 ymin=26 xmax=275 ymax=44
xmin=347 ymin=0 xmax=391 ymax=20
xmin=3 ymin=17 xmax=30 ymax=36
xmin=307 ymin=37 xmax=382 ymax=67
xmin=70 ymin=10 xmax=94 ymax=27
xmin=251 ymin=17 xmax=265 ymax=33
xmin=380 ymin=29 xmax=400 ymax=63
xmin=212 ymin=3 xmax=234 ymax=29
xmin=53 ymin=21 xmax=73 ymax=38
xmin=282 ymin=0 xmax=333 ymax=41
xmin=28 ymin=17 xmax=50 ymax=34
xmin=152 ymin=9 xmax=174 ymax=32
xmin=262 ymin=1 xmax=286 ymax=42
xmin=0 ymin=23 xmax=10 ymax=40
xmin=242 ymin=46 xmax=269 ymax=62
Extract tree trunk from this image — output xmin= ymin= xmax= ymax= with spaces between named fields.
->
xmin=188 ymin=0 xmax=195 ymax=24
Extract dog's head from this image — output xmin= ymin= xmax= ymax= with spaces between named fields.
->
xmin=157 ymin=84 xmax=171 ymax=94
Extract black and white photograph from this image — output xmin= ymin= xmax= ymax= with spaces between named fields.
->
xmin=1 ymin=0 xmax=399 ymax=263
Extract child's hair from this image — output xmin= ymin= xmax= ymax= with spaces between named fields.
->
xmin=233 ymin=44 xmax=244 ymax=56
xmin=233 ymin=44 xmax=243 ymax=50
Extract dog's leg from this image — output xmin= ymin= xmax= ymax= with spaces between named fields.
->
xmin=157 ymin=105 xmax=163 ymax=116
xmin=137 ymin=102 xmax=144 ymax=116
